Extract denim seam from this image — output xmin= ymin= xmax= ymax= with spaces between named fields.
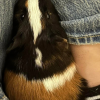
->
xmin=68 ymin=35 xmax=100 ymax=45
xmin=68 ymin=34 xmax=100 ymax=39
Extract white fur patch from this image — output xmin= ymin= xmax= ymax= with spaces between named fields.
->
xmin=86 ymin=95 xmax=100 ymax=100
xmin=18 ymin=63 xmax=76 ymax=92
xmin=19 ymin=73 xmax=27 ymax=81
xmin=28 ymin=0 xmax=42 ymax=43
xmin=43 ymin=64 xmax=76 ymax=92
xmin=35 ymin=48 xmax=42 ymax=67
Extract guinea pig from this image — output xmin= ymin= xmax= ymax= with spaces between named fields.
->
xmin=3 ymin=0 xmax=86 ymax=100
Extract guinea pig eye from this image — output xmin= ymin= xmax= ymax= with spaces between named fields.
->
xmin=47 ymin=14 xmax=50 ymax=19
xmin=20 ymin=14 xmax=25 ymax=20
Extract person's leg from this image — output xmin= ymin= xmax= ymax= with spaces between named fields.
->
xmin=70 ymin=44 xmax=100 ymax=87
xmin=0 ymin=0 xmax=17 ymax=99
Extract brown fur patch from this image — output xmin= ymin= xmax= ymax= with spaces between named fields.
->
xmin=25 ymin=1 xmax=28 ymax=8
xmin=41 ymin=18 xmax=46 ymax=30
xmin=4 ymin=69 xmax=83 ymax=100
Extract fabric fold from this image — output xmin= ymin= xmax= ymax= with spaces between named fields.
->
xmin=60 ymin=14 xmax=100 ymax=44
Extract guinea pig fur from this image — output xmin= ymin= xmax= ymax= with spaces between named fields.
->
xmin=3 ymin=0 xmax=86 ymax=100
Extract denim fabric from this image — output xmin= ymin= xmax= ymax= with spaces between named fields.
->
xmin=51 ymin=0 xmax=100 ymax=45
xmin=0 ymin=0 xmax=17 ymax=81
xmin=0 ymin=87 xmax=8 ymax=100
xmin=0 ymin=84 xmax=8 ymax=100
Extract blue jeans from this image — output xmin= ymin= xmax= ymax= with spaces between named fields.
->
xmin=0 ymin=0 xmax=17 ymax=99
xmin=0 ymin=0 xmax=17 ymax=81
xmin=51 ymin=0 xmax=100 ymax=45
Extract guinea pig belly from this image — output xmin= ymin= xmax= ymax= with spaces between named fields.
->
xmin=4 ymin=64 xmax=83 ymax=100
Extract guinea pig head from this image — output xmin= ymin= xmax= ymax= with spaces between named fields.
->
xmin=6 ymin=0 xmax=74 ymax=81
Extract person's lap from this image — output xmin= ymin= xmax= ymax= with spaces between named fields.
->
xmin=1 ymin=0 xmax=100 ymax=99
xmin=51 ymin=0 xmax=100 ymax=99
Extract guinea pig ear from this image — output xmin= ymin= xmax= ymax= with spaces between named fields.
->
xmin=52 ymin=35 xmax=67 ymax=43
xmin=52 ymin=35 xmax=69 ymax=49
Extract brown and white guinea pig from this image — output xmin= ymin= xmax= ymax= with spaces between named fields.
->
xmin=3 ymin=0 xmax=86 ymax=100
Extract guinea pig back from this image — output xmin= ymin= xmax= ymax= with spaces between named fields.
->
xmin=3 ymin=0 xmax=86 ymax=100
